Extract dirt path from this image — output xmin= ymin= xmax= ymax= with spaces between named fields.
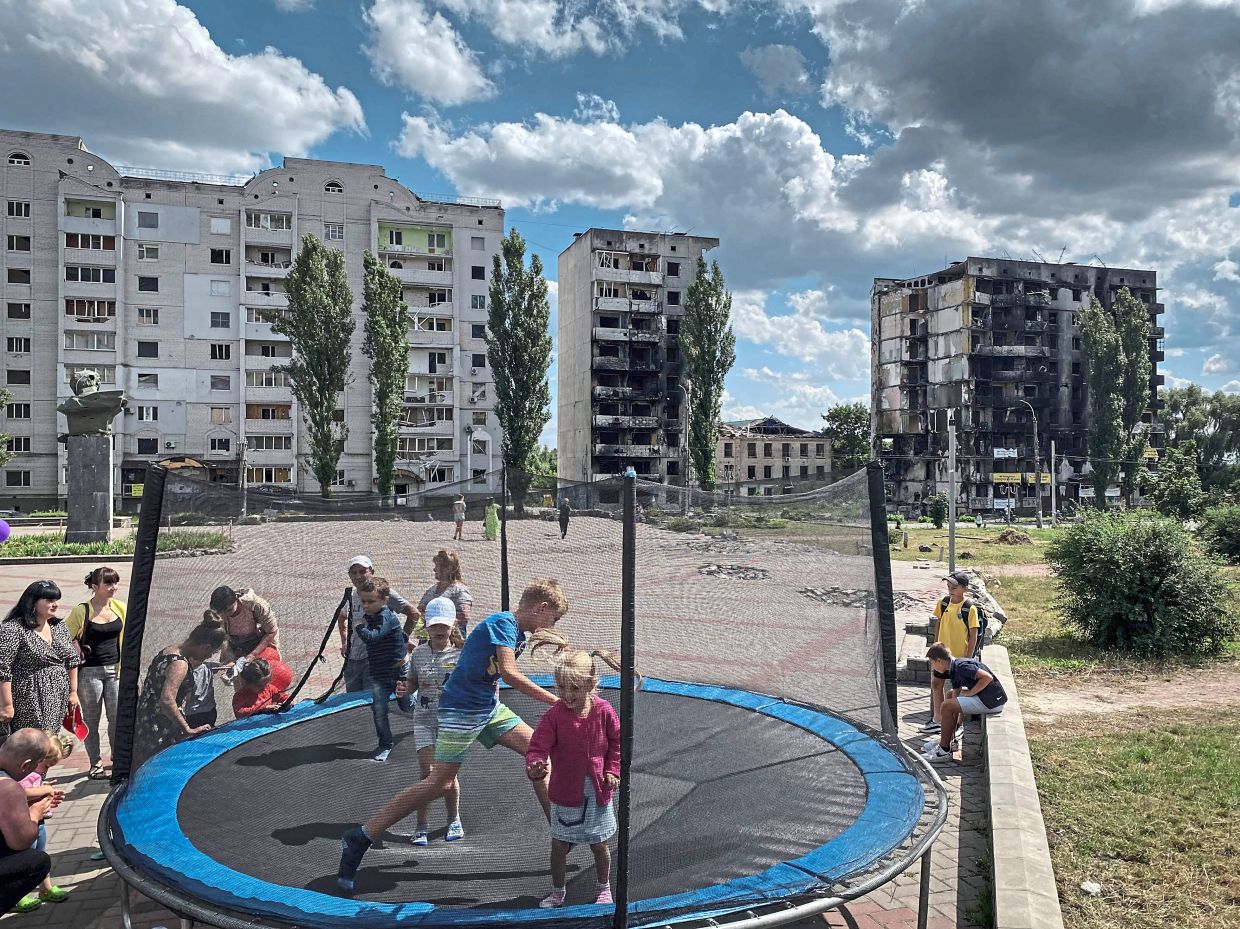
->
xmin=1020 ymin=661 xmax=1240 ymax=724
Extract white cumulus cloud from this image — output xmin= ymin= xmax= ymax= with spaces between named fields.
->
xmin=1214 ymin=258 xmax=1240 ymax=281
xmin=0 ymin=0 xmax=364 ymax=173
xmin=1203 ymin=353 xmax=1231 ymax=374
xmin=364 ymin=0 xmax=495 ymax=105
xmin=739 ymin=44 xmax=811 ymax=96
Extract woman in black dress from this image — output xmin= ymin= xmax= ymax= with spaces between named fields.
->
xmin=0 ymin=581 xmax=80 ymax=736
xmin=132 ymin=614 xmax=227 ymax=766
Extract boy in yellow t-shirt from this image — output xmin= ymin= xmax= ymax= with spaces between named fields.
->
xmin=921 ymin=571 xmax=980 ymax=735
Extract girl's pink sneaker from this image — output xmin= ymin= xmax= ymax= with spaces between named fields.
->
xmin=539 ymin=888 xmax=566 ymax=909
xmin=595 ymin=884 xmax=613 ymax=905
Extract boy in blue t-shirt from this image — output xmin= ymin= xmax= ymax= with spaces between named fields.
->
xmin=338 ymin=578 xmax=568 ymax=892
xmin=355 ymin=577 xmax=412 ymax=762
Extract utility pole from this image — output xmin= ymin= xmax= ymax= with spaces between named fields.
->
xmin=1050 ymin=438 xmax=1057 ymax=526
xmin=1019 ymin=399 xmax=1043 ymax=529
xmin=678 ymin=382 xmax=692 ymax=517
xmin=948 ymin=408 xmax=957 ymax=572
xmin=238 ymin=439 xmax=248 ymax=520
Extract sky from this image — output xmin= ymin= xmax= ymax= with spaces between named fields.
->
xmin=3 ymin=0 xmax=1240 ymax=443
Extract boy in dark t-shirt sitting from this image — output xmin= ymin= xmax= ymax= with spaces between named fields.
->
xmin=922 ymin=642 xmax=1007 ymax=763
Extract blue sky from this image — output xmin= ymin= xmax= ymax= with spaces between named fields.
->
xmin=4 ymin=0 xmax=1240 ymax=442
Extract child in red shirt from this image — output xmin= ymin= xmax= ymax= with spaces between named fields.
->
xmin=525 ymin=646 xmax=623 ymax=908
xmin=232 ymin=657 xmax=293 ymax=718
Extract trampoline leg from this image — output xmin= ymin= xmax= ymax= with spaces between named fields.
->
xmin=119 ymin=880 xmax=134 ymax=929
xmin=180 ymin=919 xmax=194 ymax=929
xmin=917 ymin=847 xmax=932 ymax=929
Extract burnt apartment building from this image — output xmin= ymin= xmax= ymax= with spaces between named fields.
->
xmin=872 ymin=257 xmax=1165 ymax=515
xmin=558 ymin=228 xmax=719 ymax=487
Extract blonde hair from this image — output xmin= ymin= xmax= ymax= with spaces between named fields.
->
xmin=45 ymin=733 xmax=73 ymax=766
xmin=519 ymin=578 xmax=568 ymax=617
xmin=433 ymin=550 xmax=463 ymax=584
xmin=528 ymin=630 xmax=636 ymax=692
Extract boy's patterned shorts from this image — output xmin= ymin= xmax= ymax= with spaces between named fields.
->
xmin=434 ymin=704 xmax=522 ymax=763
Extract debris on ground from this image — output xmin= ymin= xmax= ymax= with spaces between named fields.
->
xmin=799 ymin=586 xmax=923 ymax=611
xmin=1080 ymin=881 xmax=1102 ymax=897
xmin=918 ymin=543 xmax=934 ymax=552
xmin=698 ymin=563 xmax=770 ymax=580
xmin=991 ymin=528 xmax=1033 ymax=545
xmin=958 ymin=551 xmax=974 ymax=560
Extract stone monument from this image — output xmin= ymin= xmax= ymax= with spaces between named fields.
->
xmin=56 ymin=371 xmax=127 ymax=544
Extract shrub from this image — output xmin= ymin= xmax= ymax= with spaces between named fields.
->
xmin=1045 ymin=511 xmax=1236 ymax=657
xmin=1145 ymin=441 xmax=1204 ymax=520
xmin=0 ymin=530 xmax=232 ymax=558
xmin=663 ymin=517 xmax=703 ymax=533
xmin=927 ymin=493 xmax=948 ymax=529
xmin=29 ymin=510 xmax=68 ymax=518
xmin=918 ymin=515 xmax=932 ymax=524
xmin=1201 ymin=504 xmax=1240 ymax=564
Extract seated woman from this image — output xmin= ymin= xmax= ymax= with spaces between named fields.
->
xmin=132 ymin=615 xmax=228 ymax=766
xmin=232 ymin=658 xmax=293 ymax=718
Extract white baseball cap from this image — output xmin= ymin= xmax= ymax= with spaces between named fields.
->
xmin=424 ymin=596 xmax=457 ymax=628
xmin=348 ymin=555 xmax=374 ymax=570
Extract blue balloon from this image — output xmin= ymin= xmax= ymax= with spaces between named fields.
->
xmin=0 ymin=520 xmax=9 ymax=544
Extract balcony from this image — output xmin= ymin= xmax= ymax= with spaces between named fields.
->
xmin=245 ymin=259 xmax=291 ymax=278
xmin=593 ymin=415 xmax=661 ymax=429
xmin=393 ymin=267 xmax=454 ymax=287
xmin=64 ymin=247 xmax=116 ymax=267
xmin=244 ymin=291 xmax=288 ymax=308
xmin=594 ymin=297 xmax=630 ymax=312
xmin=408 ymin=327 xmax=456 ymax=348
xmin=243 ymin=385 xmax=293 ymax=403
xmin=244 ymin=225 xmax=294 ymax=246
xmin=408 ymin=361 xmax=454 ymax=377
xmin=593 ymin=327 xmax=661 ymax=343
xmin=381 ymin=243 xmax=453 ymax=259
xmin=593 ymin=385 xmax=634 ymax=400
xmin=243 ymin=320 xmax=289 ymax=342
xmin=991 ymin=292 xmax=1051 ymax=308
xmin=1151 ymin=374 xmax=1165 ymax=387
xmin=629 ymin=299 xmax=663 ymax=315
xmin=971 ymin=345 xmax=1050 ymax=358
xmin=61 ymin=215 xmax=117 ymax=236
xmin=405 ymin=389 xmax=454 ymax=405
xmin=398 ymin=419 xmax=454 ymax=436
xmin=592 ymin=356 xmax=627 ymax=371
xmin=593 ymin=443 xmax=664 ymax=457
xmin=1150 ymin=326 xmax=1165 ymax=338
xmin=245 ymin=417 xmax=295 ymax=432
xmin=591 ymin=266 xmax=664 ymax=287
xmin=1151 ymin=349 xmax=1165 ymax=363
xmin=65 ymin=281 xmax=117 ymax=300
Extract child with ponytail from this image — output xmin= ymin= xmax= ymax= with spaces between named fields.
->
xmin=525 ymin=642 xmax=626 ymax=908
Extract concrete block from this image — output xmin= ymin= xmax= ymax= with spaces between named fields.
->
xmin=65 ymin=434 xmax=113 ymax=544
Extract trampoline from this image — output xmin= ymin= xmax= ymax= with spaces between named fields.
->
xmin=102 ymin=465 xmax=947 ymax=929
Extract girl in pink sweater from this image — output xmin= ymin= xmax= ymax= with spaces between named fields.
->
xmin=525 ymin=647 xmax=623 ymax=909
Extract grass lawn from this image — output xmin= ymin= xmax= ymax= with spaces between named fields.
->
xmin=0 ymin=529 xmax=234 ymax=558
xmin=888 ymin=523 xmax=1059 ymax=567
xmin=1028 ymin=707 xmax=1240 ymax=929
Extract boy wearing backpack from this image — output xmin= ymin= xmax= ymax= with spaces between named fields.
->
xmin=920 ymin=571 xmax=982 ymax=735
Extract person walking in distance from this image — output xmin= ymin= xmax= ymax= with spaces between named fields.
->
xmin=452 ymin=494 xmax=466 ymax=542
xmin=558 ymin=499 xmax=572 ymax=540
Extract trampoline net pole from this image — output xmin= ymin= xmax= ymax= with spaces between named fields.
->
xmin=110 ymin=462 xmax=166 ymax=783
xmin=868 ymin=461 xmax=900 ymax=735
xmin=500 ymin=464 xmax=510 ymax=612
xmin=613 ymin=472 xmax=637 ymax=929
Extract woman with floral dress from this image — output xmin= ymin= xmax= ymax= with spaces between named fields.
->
xmin=0 ymin=581 xmax=80 ymax=736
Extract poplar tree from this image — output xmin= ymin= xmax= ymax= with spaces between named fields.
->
xmin=681 ymin=257 xmax=736 ymax=491
xmin=361 ymin=251 xmax=410 ymax=502
xmin=1080 ymin=286 xmax=1151 ymax=507
xmin=487 ymin=229 xmax=552 ymax=510
xmin=0 ymin=388 xmax=13 ymax=469
xmin=273 ymin=234 xmax=355 ymax=497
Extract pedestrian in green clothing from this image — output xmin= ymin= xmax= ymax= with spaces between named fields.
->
xmin=483 ymin=498 xmax=500 ymax=541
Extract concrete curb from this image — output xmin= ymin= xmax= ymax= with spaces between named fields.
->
xmin=984 ymin=644 xmax=1065 ymax=929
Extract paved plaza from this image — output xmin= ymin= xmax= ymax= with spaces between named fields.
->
xmin=0 ymin=524 xmax=987 ymax=928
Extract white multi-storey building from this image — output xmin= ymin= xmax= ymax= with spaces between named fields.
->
xmin=0 ymin=129 xmax=503 ymax=510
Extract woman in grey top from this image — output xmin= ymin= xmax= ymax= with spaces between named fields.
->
xmin=419 ymin=550 xmax=473 ymax=639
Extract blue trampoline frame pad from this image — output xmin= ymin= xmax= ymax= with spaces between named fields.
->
xmin=110 ymin=677 xmax=927 ymax=929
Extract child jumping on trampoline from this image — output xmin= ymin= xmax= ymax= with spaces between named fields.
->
xmin=525 ymin=645 xmax=623 ymax=908
xmin=337 ymin=578 xmax=568 ymax=893
xmin=395 ymin=596 xmax=464 ymax=845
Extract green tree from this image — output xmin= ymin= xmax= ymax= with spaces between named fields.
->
xmin=360 ymin=251 xmax=409 ymax=501
xmin=1161 ymin=385 xmax=1240 ymax=490
xmin=273 ymin=234 xmax=355 ymax=497
xmin=0 ymin=387 xmax=13 ymax=470
xmin=1080 ymin=287 xmax=1150 ymax=507
xmin=528 ymin=445 xmax=556 ymax=477
xmin=681 ymin=258 xmax=736 ymax=491
xmin=821 ymin=401 xmax=869 ymax=474
xmin=1145 ymin=440 xmax=1204 ymax=520
xmin=487 ymin=229 xmax=552 ymax=511
xmin=927 ymin=492 xmax=948 ymax=529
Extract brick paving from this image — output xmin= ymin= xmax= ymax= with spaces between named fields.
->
xmin=0 ymin=547 xmax=993 ymax=927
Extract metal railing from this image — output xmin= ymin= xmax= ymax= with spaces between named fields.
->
xmin=116 ymin=164 xmax=253 ymax=186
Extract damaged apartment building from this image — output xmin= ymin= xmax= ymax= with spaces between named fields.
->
xmin=558 ymin=229 xmax=719 ymax=492
xmin=871 ymin=258 xmax=1165 ymax=515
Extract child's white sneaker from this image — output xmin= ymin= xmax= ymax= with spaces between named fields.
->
xmin=922 ymin=743 xmax=954 ymax=763
xmin=373 ymin=748 xmax=391 ymax=763
xmin=411 ymin=830 xmax=428 ymax=847
xmin=445 ymin=820 xmax=465 ymax=841
xmin=539 ymin=888 xmax=566 ymax=908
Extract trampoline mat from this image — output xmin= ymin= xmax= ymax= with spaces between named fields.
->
xmin=181 ymin=689 xmax=864 ymax=906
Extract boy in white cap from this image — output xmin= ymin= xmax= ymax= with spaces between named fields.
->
xmin=397 ymin=597 xmax=464 ymax=844
xmin=337 ymin=556 xmax=421 ymax=694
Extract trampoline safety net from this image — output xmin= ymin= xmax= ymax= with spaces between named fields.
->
xmin=105 ymin=463 xmax=945 ymax=929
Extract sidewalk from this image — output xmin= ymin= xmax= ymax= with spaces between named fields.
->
xmin=0 ymin=562 xmax=992 ymax=928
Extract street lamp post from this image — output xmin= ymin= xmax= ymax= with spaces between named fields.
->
xmin=678 ymin=382 xmax=692 ymax=516
xmin=1018 ymin=399 xmax=1043 ymax=529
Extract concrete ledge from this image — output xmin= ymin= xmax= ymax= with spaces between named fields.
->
xmin=985 ymin=644 xmax=1065 ymax=929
